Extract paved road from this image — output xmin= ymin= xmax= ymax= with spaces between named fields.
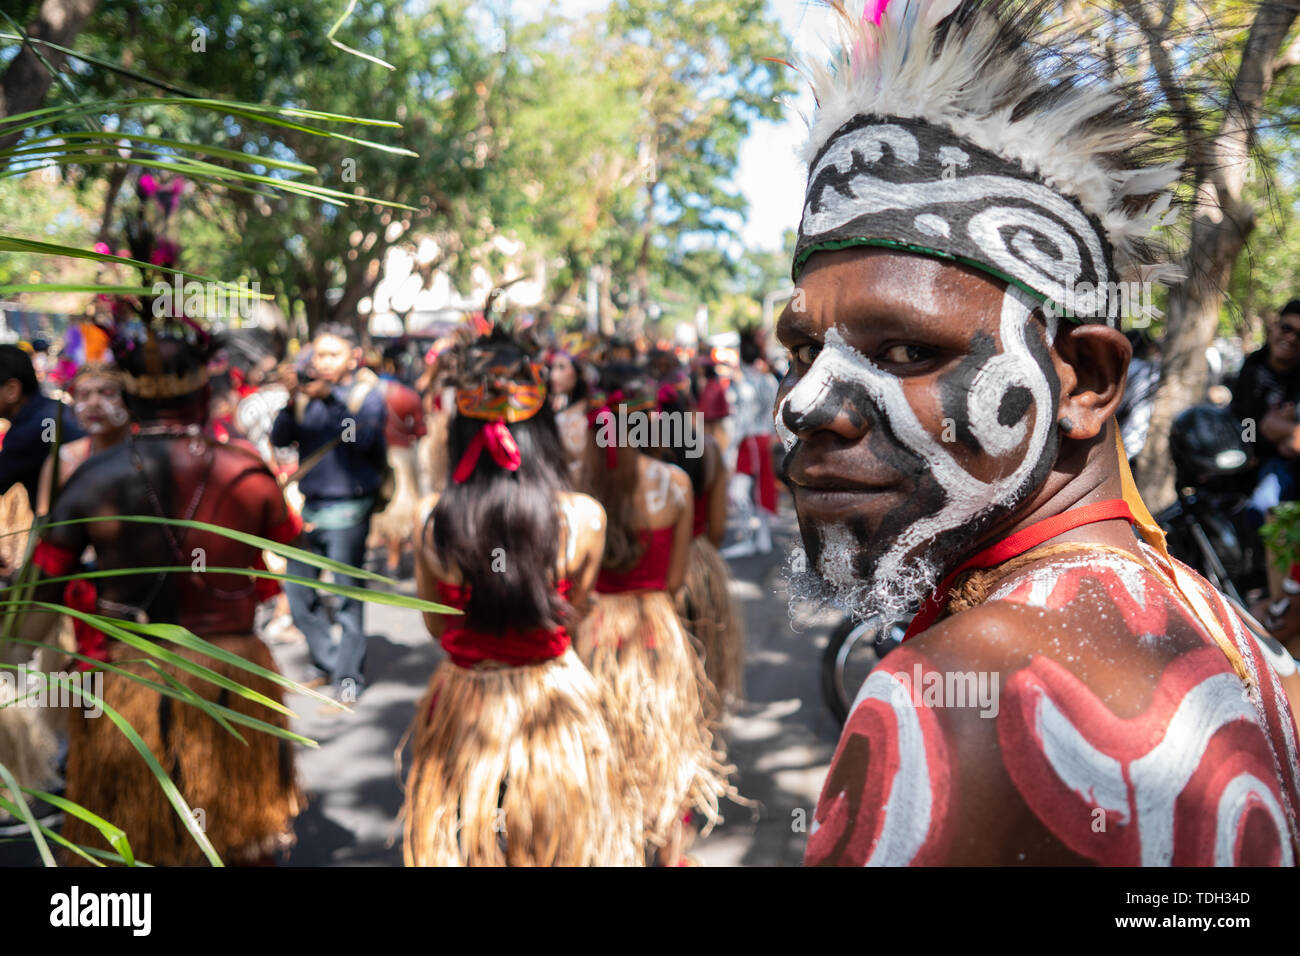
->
xmin=277 ymin=493 xmax=843 ymax=867
xmin=0 ymin=494 xmax=844 ymax=867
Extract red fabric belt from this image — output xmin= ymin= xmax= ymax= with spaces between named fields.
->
xmin=902 ymin=498 xmax=1137 ymax=642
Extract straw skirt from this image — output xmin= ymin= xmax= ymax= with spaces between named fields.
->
xmin=61 ymin=634 xmax=301 ymax=866
xmin=677 ymin=537 xmax=745 ymax=719
xmin=402 ymin=647 xmax=642 ymax=866
xmin=575 ymin=590 xmax=735 ymax=848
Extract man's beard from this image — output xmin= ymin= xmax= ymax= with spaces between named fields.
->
xmin=785 ymin=522 xmax=943 ymax=630
xmin=784 ymin=464 xmax=1046 ymax=630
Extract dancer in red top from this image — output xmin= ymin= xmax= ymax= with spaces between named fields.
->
xmin=371 ymin=359 xmax=427 ymax=576
xmin=655 ymin=379 xmax=745 ymax=716
xmin=404 ymin=330 xmax=640 ymax=866
xmin=576 ymin=364 xmax=737 ymax=864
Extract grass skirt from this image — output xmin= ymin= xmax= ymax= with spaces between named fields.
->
xmin=677 ymin=538 xmax=745 ymax=718
xmin=575 ymin=590 xmax=736 ymax=847
xmin=61 ymin=634 xmax=301 ymax=866
xmin=371 ymin=445 xmax=420 ymax=543
xmin=402 ymin=647 xmax=642 ymax=866
xmin=0 ymin=688 xmax=57 ymax=820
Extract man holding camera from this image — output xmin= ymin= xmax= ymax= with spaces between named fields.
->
xmin=271 ymin=324 xmax=387 ymax=700
xmin=1234 ymin=301 xmax=1300 ymax=522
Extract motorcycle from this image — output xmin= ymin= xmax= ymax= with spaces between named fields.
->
xmin=820 ymin=617 xmax=905 ymax=725
xmin=1154 ymin=403 xmax=1267 ymax=606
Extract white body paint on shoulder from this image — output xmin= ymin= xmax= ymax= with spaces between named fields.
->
xmin=644 ymin=458 xmax=684 ymax=513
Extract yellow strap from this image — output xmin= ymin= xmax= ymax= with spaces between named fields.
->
xmin=1115 ymin=430 xmax=1253 ymax=688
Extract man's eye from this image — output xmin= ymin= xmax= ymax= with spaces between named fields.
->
xmin=792 ymin=343 xmax=822 ymax=366
xmin=879 ymin=344 xmax=933 ymax=365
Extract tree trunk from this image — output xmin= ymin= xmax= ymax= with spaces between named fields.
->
xmin=97 ymin=162 xmax=129 ymax=245
xmin=1136 ymin=202 xmax=1254 ymax=506
xmin=623 ymin=179 xmax=655 ymax=339
xmin=0 ymin=0 xmax=100 ymax=150
xmin=1132 ymin=0 xmax=1298 ymax=509
xmin=598 ymin=262 xmax=616 ymax=337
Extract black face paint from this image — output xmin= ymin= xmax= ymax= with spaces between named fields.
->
xmin=1000 ymin=386 xmax=1033 ymax=428
xmin=781 ymin=372 xmax=874 ymax=437
xmin=781 ymin=292 xmax=1066 ymax=625
xmin=938 ymin=331 xmax=997 ymax=453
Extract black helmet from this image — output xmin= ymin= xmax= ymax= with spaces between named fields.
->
xmin=1168 ymin=404 xmax=1252 ymax=489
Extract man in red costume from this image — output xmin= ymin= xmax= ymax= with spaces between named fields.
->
xmin=18 ymin=325 xmax=303 ymax=865
xmin=779 ymin=0 xmax=1300 ymax=866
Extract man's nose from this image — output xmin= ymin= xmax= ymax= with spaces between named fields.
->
xmin=780 ymin=370 xmax=876 ymax=442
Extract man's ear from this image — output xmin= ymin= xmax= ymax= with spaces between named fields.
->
xmin=1050 ymin=322 xmax=1132 ymax=441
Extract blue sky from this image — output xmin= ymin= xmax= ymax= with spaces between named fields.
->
xmin=537 ymin=0 xmax=819 ymax=251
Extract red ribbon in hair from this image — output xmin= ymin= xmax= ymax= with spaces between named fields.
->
xmin=453 ymin=420 xmax=522 ymax=483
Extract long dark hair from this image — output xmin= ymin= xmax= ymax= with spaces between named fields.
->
xmin=582 ymin=362 xmax=657 ymax=574
xmin=653 ymin=379 xmax=705 ymax=497
xmin=428 ymin=331 xmax=571 ymax=634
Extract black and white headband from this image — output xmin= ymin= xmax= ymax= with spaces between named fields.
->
xmin=793 ymin=115 xmax=1120 ymax=326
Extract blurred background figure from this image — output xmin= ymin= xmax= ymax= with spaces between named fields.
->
xmin=576 ymin=363 xmax=736 ymax=865
xmin=404 ymin=329 xmax=638 ymax=866
xmin=1235 ymin=301 xmax=1300 ymax=528
xmin=721 ymin=329 xmax=778 ymax=558
xmin=549 ymin=347 xmax=590 ymax=477
xmin=372 ymin=344 xmax=426 ymax=577
xmin=1117 ymin=329 xmax=1162 ymax=470
xmin=35 ymin=362 xmax=130 ymax=514
xmin=0 ymin=345 xmax=85 ymax=509
xmin=271 ymin=323 xmax=387 ymax=700
xmin=695 ymin=358 xmax=730 ymax=457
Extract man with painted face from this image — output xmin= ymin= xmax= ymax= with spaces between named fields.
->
xmin=781 ymin=0 xmax=1300 ymax=866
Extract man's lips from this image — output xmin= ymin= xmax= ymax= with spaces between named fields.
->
xmin=786 ymin=465 xmax=896 ymax=494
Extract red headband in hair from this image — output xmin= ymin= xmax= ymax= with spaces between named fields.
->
xmin=453 ymin=420 xmax=522 ymax=483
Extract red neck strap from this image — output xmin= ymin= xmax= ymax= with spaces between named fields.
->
xmin=902 ymin=498 xmax=1136 ymax=641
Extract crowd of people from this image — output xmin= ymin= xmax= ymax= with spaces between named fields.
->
xmin=2 ymin=0 xmax=1300 ymax=870
xmin=0 ymin=311 xmax=782 ymax=866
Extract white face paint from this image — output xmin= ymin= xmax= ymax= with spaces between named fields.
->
xmin=774 ymin=391 xmax=797 ymax=452
xmin=73 ymin=377 xmax=129 ymax=436
xmin=783 ymin=286 xmax=1056 ymax=624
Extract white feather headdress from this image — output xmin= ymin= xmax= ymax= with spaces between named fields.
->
xmin=791 ymin=0 xmax=1182 ymax=320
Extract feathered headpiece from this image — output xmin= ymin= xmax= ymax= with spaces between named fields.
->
xmin=792 ymin=0 xmax=1182 ymax=325
xmin=96 ymin=173 xmax=212 ymax=399
xmin=450 ymin=326 xmax=547 ymax=483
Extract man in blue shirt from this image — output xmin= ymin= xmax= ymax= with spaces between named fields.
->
xmin=0 ymin=344 xmax=84 ymax=510
xmin=271 ymin=324 xmax=387 ymax=699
